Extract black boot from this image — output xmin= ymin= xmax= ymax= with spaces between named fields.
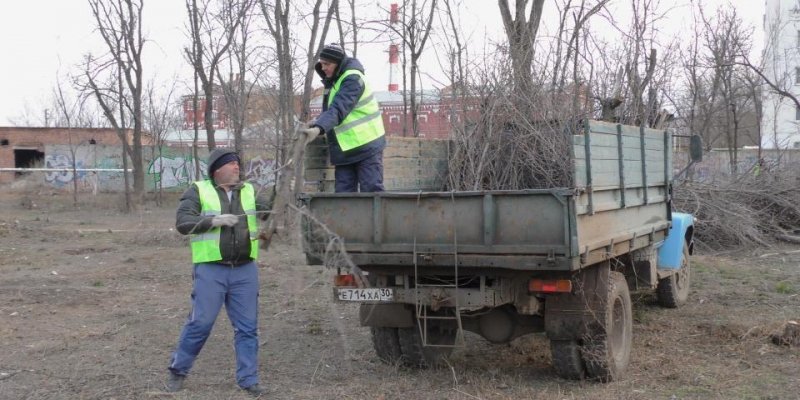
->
xmin=164 ymin=372 xmax=185 ymax=392
xmin=242 ymin=383 xmax=264 ymax=397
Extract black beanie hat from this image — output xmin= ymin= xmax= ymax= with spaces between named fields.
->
xmin=319 ymin=43 xmax=346 ymax=64
xmin=209 ymin=152 xmax=239 ymax=176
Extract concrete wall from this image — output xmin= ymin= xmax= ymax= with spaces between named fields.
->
xmin=675 ymin=148 xmax=800 ymax=181
xmin=0 ymin=127 xmax=139 ymax=184
xmin=2 ymin=142 xmax=277 ymax=193
xmin=24 ymin=136 xmax=447 ymax=193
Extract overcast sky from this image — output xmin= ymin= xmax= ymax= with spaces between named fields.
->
xmin=0 ymin=0 xmax=763 ymax=126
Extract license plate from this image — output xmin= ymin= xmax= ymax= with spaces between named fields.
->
xmin=336 ymin=288 xmax=394 ymax=302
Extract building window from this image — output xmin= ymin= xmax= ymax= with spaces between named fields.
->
xmin=417 ymin=115 xmax=428 ymax=123
xmin=794 ymin=142 xmax=800 ymax=149
xmin=796 ymin=105 xmax=800 ymax=120
xmin=389 ymin=115 xmax=400 ymax=124
xmin=796 ymin=67 xmax=800 ymax=84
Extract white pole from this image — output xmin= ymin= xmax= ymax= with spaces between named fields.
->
xmin=0 ymin=168 xmax=132 ymax=172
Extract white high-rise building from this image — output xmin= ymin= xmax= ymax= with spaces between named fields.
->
xmin=762 ymin=0 xmax=800 ymax=149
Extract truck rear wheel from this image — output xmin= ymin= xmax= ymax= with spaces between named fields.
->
xmin=583 ymin=271 xmax=632 ymax=382
xmin=398 ymin=324 xmax=455 ymax=368
xmin=657 ymin=244 xmax=690 ymax=308
xmin=370 ymin=327 xmax=403 ymax=363
xmin=550 ymin=340 xmax=586 ymax=380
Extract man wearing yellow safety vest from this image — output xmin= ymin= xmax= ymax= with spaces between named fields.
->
xmin=302 ymin=42 xmax=387 ymax=192
xmin=165 ymin=148 xmax=273 ymax=397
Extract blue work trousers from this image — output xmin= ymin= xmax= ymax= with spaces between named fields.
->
xmin=334 ymin=151 xmax=385 ymax=193
xmin=169 ymin=261 xmax=260 ymax=388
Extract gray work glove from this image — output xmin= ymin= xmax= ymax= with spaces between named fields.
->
xmin=211 ymin=214 xmax=238 ymax=227
xmin=300 ymin=126 xmax=321 ymax=145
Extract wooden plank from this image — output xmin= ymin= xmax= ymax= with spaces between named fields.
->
xmin=573 ymin=134 xmax=664 ymax=151
xmin=586 ymin=120 xmax=665 ymax=139
xmin=573 ymin=145 xmax=641 ymax=161
xmin=575 ymin=158 xmax=665 ymax=176
xmin=586 ymin=120 xmax=618 ymax=135
xmin=572 ymin=146 xmax=666 ymax=163
xmin=616 ymin=123 xmax=664 ymax=138
xmin=574 ymin=187 xmax=667 ymax=214
xmin=574 ymin=158 xmax=665 ymax=188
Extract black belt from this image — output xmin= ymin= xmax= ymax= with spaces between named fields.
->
xmin=219 ymin=260 xmax=252 ymax=267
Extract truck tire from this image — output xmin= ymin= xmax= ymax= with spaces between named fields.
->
xmin=397 ymin=325 xmax=455 ymax=368
xmin=371 ymin=327 xmax=403 ymax=363
xmin=657 ymin=244 xmax=690 ymax=308
xmin=583 ymin=271 xmax=632 ymax=382
xmin=550 ymin=340 xmax=586 ymax=380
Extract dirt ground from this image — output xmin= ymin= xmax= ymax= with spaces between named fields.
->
xmin=1 ymin=190 xmax=799 ymax=400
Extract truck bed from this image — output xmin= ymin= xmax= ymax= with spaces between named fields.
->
xmin=301 ymin=121 xmax=672 ymax=271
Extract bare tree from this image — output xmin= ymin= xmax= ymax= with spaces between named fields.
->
xmin=185 ymin=0 xmax=252 ymax=151
xmin=498 ymin=0 xmax=544 ymax=103
xmin=214 ymin=0 xmax=259 ymax=169
xmin=143 ymin=79 xmax=181 ymax=205
xmin=298 ymin=0 xmax=337 ymax=122
xmin=260 ymin=0 xmax=294 ymax=167
xmin=87 ymin=0 xmax=146 ymax=200
xmin=80 ymin=54 xmax=133 ymax=212
xmin=395 ymin=0 xmax=438 ymax=136
xmin=736 ymin=14 xmax=800 ymax=154
xmin=53 ymin=77 xmax=90 ymax=206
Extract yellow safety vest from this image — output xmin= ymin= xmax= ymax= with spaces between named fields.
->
xmin=328 ymin=69 xmax=385 ymax=151
xmin=190 ymin=180 xmax=258 ymax=263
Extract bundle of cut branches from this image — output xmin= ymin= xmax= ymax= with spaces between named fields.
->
xmin=673 ymin=170 xmax=800 ymax=251
xmin=446 ymin=92 xmax=577 ymax=191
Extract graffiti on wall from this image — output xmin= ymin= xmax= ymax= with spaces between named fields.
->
xmin=148 ymin=156 xmax=208 ymax=188
xmin=44 ymin=154 xmax=87 ymax=187
xmin=42 ymin=146 xmax=126 ymax=191
xmin=245 ymin=157 xmax=276 ymax=187
xmin=40 ymin=144 xmax=277 ymax=191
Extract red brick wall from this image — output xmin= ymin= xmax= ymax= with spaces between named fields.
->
xmin=182 ymin=96 xmax=228 ymax=130
xmin=0 ymin=127 xmax=142 ymax=183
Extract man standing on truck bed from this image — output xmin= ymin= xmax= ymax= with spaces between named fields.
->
xmin=165 ymin=148 xmax=273 ymax=397
xmin=302 ymin=42 xmax=387 ymax=193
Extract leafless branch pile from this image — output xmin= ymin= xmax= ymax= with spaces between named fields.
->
xmin=446 ymin=94 xmax=576 ymax=191
xmin=673 ymin=170 xmax=800 ymax=251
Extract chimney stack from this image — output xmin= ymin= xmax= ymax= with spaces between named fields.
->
xmin=388 ymin=3 xmax=400 ymax=92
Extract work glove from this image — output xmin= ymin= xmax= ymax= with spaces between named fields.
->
xmin=211 ymin=214 xmax=239 ymax=227
xmin=300 ymin=126 xmax=322 ymax=145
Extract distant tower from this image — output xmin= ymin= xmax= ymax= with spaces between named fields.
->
xmin=761 ymin=0 xmax=800 ymax=149
xmin=388 ymin=3 xmax=400 ymax=92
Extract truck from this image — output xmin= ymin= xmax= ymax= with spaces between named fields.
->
xmin=300 ymin=120 xmax=696 ymax=382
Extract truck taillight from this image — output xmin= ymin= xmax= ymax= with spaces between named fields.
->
xmin=529 ymin=279 xmax=572 ymax=294
xmin=334 ymin=274 xmax=356 ymax=287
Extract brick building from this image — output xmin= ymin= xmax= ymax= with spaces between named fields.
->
xmin=182 ymin=90 xmax=228 ymax=130
xmin=0 ymin=127 xmax=145 ymax=184
xmin=309 ymin=88 xmax=479 ymax=139
xmin=181 ymin=81 xmax=287 ymax=132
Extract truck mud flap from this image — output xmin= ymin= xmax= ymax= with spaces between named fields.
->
xmin=359 ymin=304 xmax=415 ymax=328
xmin=544 ymin=263 xmax=609 ymax=340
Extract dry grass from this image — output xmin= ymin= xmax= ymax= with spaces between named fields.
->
xmin=1 ymin=191 xmax=799 ymax=399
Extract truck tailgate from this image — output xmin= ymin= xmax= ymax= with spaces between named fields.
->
xmin=302 ymin=189 xmax=576 ymax=270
